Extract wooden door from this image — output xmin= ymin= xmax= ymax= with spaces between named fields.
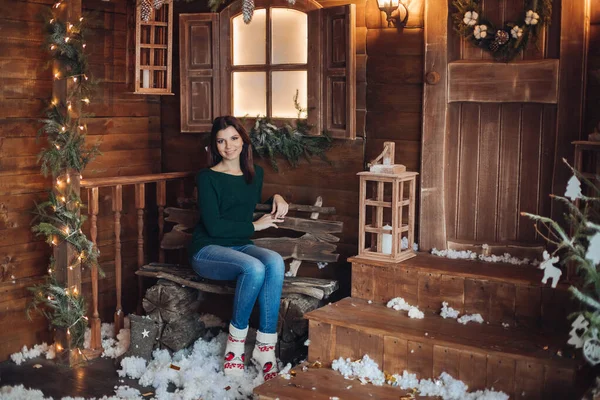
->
xmin=419 ymin=0 xmax=589 ymax=251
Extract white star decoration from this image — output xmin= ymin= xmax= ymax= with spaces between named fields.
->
xmin=141 ymin=329 xmax=150 ymax=338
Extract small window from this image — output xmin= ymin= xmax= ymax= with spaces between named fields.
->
xmin=231 ymin=8 xmax=308 ymax=119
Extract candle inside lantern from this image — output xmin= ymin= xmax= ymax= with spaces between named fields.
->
xmin=142 ymin=70 xmax=150 ymax=88
xmin=382 ymin=224 xmax=392 ymax=254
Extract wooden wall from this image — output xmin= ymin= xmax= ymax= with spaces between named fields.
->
xmin=0 ymin=0 xmax=159 ymax=361
xmin=444 ymin=0 xmax=566 ymax=246
xmin=586 ymin=0 xmax=600 ymax=138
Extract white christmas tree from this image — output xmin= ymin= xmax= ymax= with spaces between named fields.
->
xmin=522 ymin=158 xmax=600 ymax=365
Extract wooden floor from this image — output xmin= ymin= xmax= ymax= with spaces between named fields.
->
xmin=0 ymin=356 xmax=152 ymax=398
xmin=254 ymin=362 xmax=434 ymax=400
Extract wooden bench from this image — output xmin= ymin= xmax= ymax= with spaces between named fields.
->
xmin=136 ymin=196 xmax=343 ymax=363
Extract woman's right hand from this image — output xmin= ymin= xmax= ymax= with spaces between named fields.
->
xmin=253 ymin=214 xmax=284 ymax=231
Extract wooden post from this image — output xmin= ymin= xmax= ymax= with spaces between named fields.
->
xmin=112 ymin=185 xmax=124 ymax=335
xmin=157 ymin=180 xmax=166 ymax=263
xmin=135 ymin=183 xmax=146 ymax=314
xmin=52 ymin=0 xmax=83 ymax=367
xmin=88 ymin=187 xmax=102 ymax=354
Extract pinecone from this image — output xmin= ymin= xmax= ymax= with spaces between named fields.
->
xmin=153 ymin=0 xmax=164 ymax=10
xmin=489 ymin=30 xmax=510 ymax=52
xmin=140 ymin=0 xmax=152 ymax=22
xmin=242 ymin=0 xmax=255 ymax=24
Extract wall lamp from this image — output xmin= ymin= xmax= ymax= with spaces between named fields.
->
xmin=377 ymin=0 xmax=409 ymax=28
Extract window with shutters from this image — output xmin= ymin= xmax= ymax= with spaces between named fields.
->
xmin=179 ymin=0 xmax=356 ymax=139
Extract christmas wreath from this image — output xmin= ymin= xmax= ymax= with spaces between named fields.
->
xmin=452 ymin=0 xmax=552 ymax=61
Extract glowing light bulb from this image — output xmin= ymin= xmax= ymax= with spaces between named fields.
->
xmin=55 ymin=144 xmax=60 ymax=150
xmin=67 ymin=23 xmax=73 ymax=31
xmin=48 ymin=268 xmax=52 ymax=274
xmin=54 ymin=72 xmax=60 ymax=79
xmin=67 ymin=103 xmax=72 ymax=111
xmin=56 ymin=344 xmax=63 ymax=352
xmin=79 ymin=17 xmax=84 ymax=22
xmin=51 ymin=98 xmax=58 ymax=106
xmin=82 ymin=43 xmax=86 ymax=48
xmin=82 ymin=98 xmax=90 ymax=104
xmin=83 ymin=75 xmax=88 ymax=80
xmin=65 ymin=37 xmax=70 ymax=43
xmin=72 ymin=77 xmax=77 ymax=82
xmin=61 ymin=126 xmax=66 ymax=132
xmin=60 ymin=196 xmax=66 ymax=202
xmin=50 ymin=45 xmax=56 ymax=50
xmin=66 ymin=175 xmax=70 ymax=183
xmin=64 ymin=226 xmax=70 ymax=234
xmin=50 ymin=19 xmax=55 ymax=23
xmin=69 ymin=265 xmax=73 ymax=270
xmin=56 ymin=177 xmax=62 ymax=185
xmin=79 ymin=125 xmax=84 ymax=131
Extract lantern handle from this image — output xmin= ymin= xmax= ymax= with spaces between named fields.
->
xmin=367 ymin=141 xmax=396 ymax=168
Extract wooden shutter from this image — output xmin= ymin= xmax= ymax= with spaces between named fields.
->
xmin=179 ymin=14 xmax=220 ymax=133
xmin=309 ymin=5 xmax=356 ymax=139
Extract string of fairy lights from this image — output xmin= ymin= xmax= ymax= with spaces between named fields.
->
xmin=28 ymin=0 xmax=101 ymax=351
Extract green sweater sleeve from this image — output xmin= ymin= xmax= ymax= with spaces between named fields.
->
xmin=197 ymin=172 xmax=255 ymax=238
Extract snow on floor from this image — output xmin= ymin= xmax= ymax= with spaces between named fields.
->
xmin=431 ymin=247 xmax=536 ymax=266
xmin=332 ymin=355 xmax=509 ymax=400
xmin=5 ymin=314 xmax=269 ymax=400
xmin=386 ymin=297 xmax=424 ymax=319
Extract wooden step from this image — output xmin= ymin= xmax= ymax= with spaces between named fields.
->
xmin=349 ymin=253 xmax=577 ymax=331
xmin=305 ymin=297 xmax=586 ymax=400
xmin=254 ymin=362 xmax=431 ymax=400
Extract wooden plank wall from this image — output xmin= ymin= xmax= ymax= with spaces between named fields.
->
xmin=160 ymin=1 xmax=367 ymax=292
xmin=586 ymin=1 xmax=600 ymax=138
xmin=445 ymin=0 xmax=562 ymax=245
xmin=0 ymin=0 xmax=160 ymax=361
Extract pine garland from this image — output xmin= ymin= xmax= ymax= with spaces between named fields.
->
xmin=29 ymin=4 xmax=101 ymax=351
xmin=522 ymin=160 xmax=600 ymax=365
xmin=249 ymin=92 xmax=333 ymax=171
xmin=452 ymin=0 xmax=552 ymax=61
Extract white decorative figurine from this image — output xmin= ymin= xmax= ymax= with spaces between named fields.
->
xmin=539 ymin=250 xmax=561 ymax=289
xmin=568 ymin=315 xmax=589 ymax=348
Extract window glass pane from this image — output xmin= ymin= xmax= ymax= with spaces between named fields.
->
xmin=233 ymin=9 xmax=266 ymax=65
xmin=233 ymin=72 xmax=267 ymax=117
xmin=271 ymin=9 xmax=307 ymax=65
xmin=272 ymin=71 xmax=307 ymax=118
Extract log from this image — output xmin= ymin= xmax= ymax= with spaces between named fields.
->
xmin=253 ymin=214 xmax=344 ymax=235
xmin=136 ymin=263 xmax=337 ymax=300
xmin=158 ymin=315 xmax=206 ymax=352
xmin=253 ymin=237 xmax=339 ymax=262
xmin=277 ymin=293 xmax=321 ymax=364
xmin=142 ymin=279 xmax=203 ymax=324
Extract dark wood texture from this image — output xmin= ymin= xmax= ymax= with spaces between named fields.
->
xmin=255 ymin=362 xmax=422 ymax=399
xmin=304 ymin=297 xmax=584 ymax=399
xmin=419 ymin=0 xmax=447 ymax=251
xmin=0 ymin=0 xmax=161 ymax=361
xmin=349 ymin=254 xmax=576 ymax=331
xmin=448 ymin=60 xmax=559 ymax=103
xmin=178 ymin=14 xmax=220 ymax=132
xmin=420 ymin=0 xmax=584 ymax=249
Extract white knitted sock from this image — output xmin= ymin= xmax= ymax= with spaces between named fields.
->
xmin=252 ymin=331 xmax=278 ymax=381
xmin=223 ymin=324 xmax=248 ymax=376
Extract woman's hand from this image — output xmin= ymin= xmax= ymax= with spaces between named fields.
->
xmin=271 ymin=194 xmax=289 ymax=219
xmin=253 ymin=214 xmax=284 ymax=231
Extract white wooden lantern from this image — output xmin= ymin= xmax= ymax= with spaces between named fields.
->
xmin=357 ymin=142 xmax=418 ymax=262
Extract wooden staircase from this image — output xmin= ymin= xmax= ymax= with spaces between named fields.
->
xmin=254 ymin=254 xmax=589 ymax=399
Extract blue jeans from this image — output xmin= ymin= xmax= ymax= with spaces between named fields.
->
xmin=190 ymin=244 xmax=285 ymax=334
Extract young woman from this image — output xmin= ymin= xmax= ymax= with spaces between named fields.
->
xmin=189 ymin=116 xmax=288 ymax=381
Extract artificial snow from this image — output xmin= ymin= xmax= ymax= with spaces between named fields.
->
xmin=431 ymin=248 xmax=534 ymax=265
xmin=457 ymin=314 xmax=484 ymax=325
xmin=440 ymin=302 xmax=460 ymax=319
xmin=10 ymin=343 xmax=55 ymax=365
xmin=118 ymin=331 xmax=264 ymax=400
xmin=386 ymin=297 xmax=424 ymax=319
xmin=332 ymin=355 xmax=508 ymax=400
xmin=331 ymin=355 xmax=385 ymax=386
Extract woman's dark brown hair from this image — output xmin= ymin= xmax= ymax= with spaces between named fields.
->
xmin=207 ymin=116 xmax=255 ymax=183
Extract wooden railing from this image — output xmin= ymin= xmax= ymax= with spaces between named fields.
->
xmin=81 ymin=172 xmax=195 ymax=351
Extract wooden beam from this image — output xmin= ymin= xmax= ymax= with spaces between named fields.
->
xmin=52 ymin=0 xmax=83 ymax=367
xmin=419 ymin=0 xmax=447 ymax=250
xmin=448 ymin=60 xmax=559 ymax=104
xmin=552 ymin=0 xmax=590 ymax=221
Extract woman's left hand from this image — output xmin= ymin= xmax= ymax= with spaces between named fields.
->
xmin=271 ymin=194 xmax=289 ymax=219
